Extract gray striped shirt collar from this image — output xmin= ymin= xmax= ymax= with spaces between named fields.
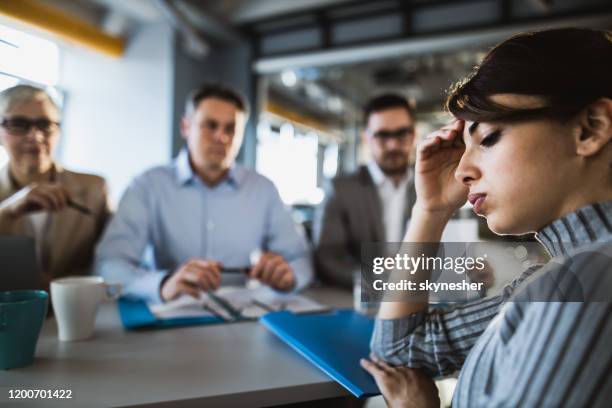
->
xmin=536 ymin=201 xmax=612 ymax=257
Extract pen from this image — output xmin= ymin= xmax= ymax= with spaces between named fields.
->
xmin=207 ymin=292 xmax=241 ymax=320
xmin=67 ymin=199 xmax=93 ymax=216
xmin=221 ymin=267 xmax=251 ymax=275
xmin=252 ymin=299 xmax=275 ymax=312
xmin=202 ymin=303 xmax=224 ymax=319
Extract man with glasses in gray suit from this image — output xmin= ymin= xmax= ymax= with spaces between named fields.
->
xmin=314 ymin=94 xmax=417 ymax=289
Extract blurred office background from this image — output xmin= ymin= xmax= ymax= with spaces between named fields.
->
xmin=1 ymin=3 xmax=609 ymax=405
xmin=0 ymin=0 xmax=611 ymax=216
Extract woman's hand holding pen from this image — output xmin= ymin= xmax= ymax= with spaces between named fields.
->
xmin=250 ymin=252 xmax=295 ymax=292
xmin=0 ymin=183 xmax=72 ymax=218
xmin=161 ymin=259 xmax=221 ymax=301
xmin=414 ymin=119 xmax=468 ymax=218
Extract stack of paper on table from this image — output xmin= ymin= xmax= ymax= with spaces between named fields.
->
xmin=148 ymin=286 xmax=330 ymax=322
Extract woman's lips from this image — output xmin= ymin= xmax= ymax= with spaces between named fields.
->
xmin=468 ymin=193 xmax=487 ymax=215
xmin=21 ymin=146 xmax=42 ymax=154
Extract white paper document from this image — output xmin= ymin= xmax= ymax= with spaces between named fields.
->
xmin=149 ymin=286 xmax=329 ymax=321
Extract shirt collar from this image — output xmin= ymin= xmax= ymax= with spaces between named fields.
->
xmin=367 ymin=161 xmax=386 ymax=186
xmin=536 ymin=200 xmax=612 ymax=257
xmin=226 ymin=165 xmax=246 ymax=187
xmin=175 ymin=149 xmax=194 ymax=185
xmin=367 ymin=160 xmax=412 ymax=187
xmin=174 ymin=149 xmax=245 ymax=188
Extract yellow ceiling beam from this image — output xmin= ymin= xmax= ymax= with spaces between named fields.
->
xmin=0 ymin=0 xmax=125 ymax=58
xmin=265 ymin=101 xmax=330 ymax=132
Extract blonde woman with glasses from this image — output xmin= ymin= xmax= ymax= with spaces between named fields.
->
xmin=0 ymin=84 xmax=110 ymax=290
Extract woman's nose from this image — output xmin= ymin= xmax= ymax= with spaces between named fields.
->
xmin=454 ymin=149 xmax=480 ymax=186
xmin=24 ymin=128 xmax=46 ymax=143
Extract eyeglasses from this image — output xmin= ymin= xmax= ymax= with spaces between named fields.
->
xmin=1 ymin=116 xmax=61 ymax=136
xmin=368 ymin=126 xmax=414 ymax=141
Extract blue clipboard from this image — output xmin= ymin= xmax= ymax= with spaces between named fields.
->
xmin=260 ymin=309 xmax=380 ymax=398
xmin=117 ymin=297 xmax=225 ymax=330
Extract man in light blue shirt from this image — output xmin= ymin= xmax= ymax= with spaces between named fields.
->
xmin=95 ymin=84 xmax=312 ymax=303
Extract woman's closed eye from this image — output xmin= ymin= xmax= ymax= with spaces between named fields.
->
xmin=480 ymin=130 xmax=502 ymax=147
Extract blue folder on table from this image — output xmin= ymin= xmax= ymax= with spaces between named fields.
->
xmin=260 ymin=309 xmax=380 ymax=398
xmin=117 ymin=297 xmax=224 ymax=330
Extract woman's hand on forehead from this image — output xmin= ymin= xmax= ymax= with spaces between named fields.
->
xmin=431 ymin=119 xmax=465 ymax=149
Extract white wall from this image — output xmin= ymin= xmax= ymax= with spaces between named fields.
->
xmin=58 ymin=22 xmax=174 ymax=205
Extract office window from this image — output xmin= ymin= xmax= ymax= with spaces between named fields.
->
xmin=0 ymin=23 xmax=61 ymax=168
xmin=256 ymin=121 xmax=325 ymax=206
xmin=0 ymin=24 xmax=60 ymax=86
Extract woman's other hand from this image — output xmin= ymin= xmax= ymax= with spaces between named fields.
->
xmin=361 ymin=353 xmax=440 ymax=408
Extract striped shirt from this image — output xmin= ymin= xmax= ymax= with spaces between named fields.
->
xmin=371 ymin=201 xmax=612 ymax=407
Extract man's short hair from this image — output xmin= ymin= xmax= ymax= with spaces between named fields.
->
xmin=185 ymin=83 xmax=248 ymax=116
xmin=363 ymin=93 xmax=414 ymax=125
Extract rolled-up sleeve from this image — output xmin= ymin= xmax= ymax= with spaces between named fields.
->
xmin=371 ymin=265 xmax=541 ymax=378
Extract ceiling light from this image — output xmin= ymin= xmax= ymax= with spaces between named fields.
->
xmin=281 ymin=70 xmax=297 ymax=87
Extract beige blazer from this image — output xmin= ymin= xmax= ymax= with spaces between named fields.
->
xmin=0 ymin=164 xmax=111 ymax=280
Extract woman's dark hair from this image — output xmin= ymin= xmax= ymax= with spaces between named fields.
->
xmin=446 ymin=28 xmax=612 ymax=122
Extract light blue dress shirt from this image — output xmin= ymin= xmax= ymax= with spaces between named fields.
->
xmin=95 ymin=150 xmax=313 ymax=303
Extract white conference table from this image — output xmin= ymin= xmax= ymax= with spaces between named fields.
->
xmin=0 ymin=287 xmax=359 ymax=407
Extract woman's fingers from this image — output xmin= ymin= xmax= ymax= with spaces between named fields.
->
xmin=419 ymin=122 xmax=466 ymax=159
xmin=27 ymin=192 xmax=53 ymax=211
xmin=42 ymin=188 xmax=62 ymax=210
xmin=370 ymin=353 xmax=396 ymax=373
xmin=32 ymin=189 xmax=58 ymax=211
xmin=440 ymin=119 xmax=464 ymax=133
xmin=30 ymin=185 xmax=70 ymax=212
xmin=420 ymin=133 xmax=442 ymax=149
xmin=366 ymin=353 xmax=397 ymax=376
xmin=360 ymin=358 xmax=388 ymax=378
xmin=418 ymin=135 xmax=445 ymax=159
xmin=439 ymin=124 xmax=464 ymax=142
xmin=49 ymin=185 xmax=69 ymax=209
xmin=431 ymin=120 xmax=465 ymax=141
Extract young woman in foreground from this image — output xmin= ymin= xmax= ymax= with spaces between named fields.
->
xmin=361 ymin=28 xmax=612 ymax=407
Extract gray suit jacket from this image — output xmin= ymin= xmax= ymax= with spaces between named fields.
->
xmin=313 ymin=165 xmax=416 ymax=289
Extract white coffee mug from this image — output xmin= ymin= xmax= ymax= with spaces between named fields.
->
xmin=50 ymin=276 xmax=121 ymax=341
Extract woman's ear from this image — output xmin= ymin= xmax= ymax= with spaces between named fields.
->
xmin=576 ymin=98 xmax=612 ymax=157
